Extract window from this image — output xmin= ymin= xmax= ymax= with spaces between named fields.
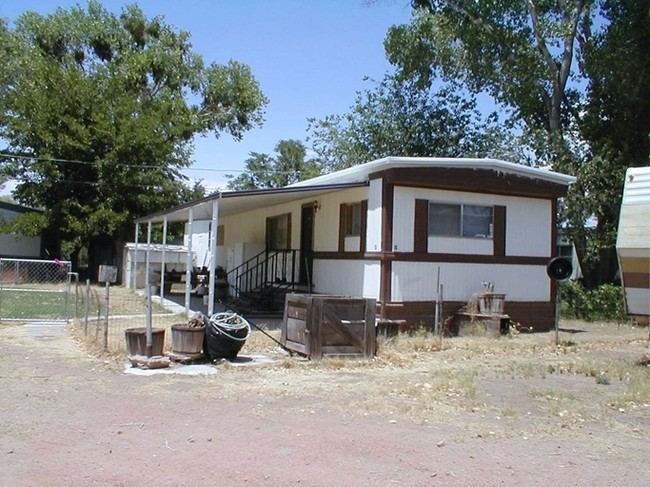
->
xmin=343 ymin=202 xmax=362 ymax=237
xmin=339 ymin=201 xmax=367 ymax=252
xmin=428 ymin=203 xmax=493 ymax=238
xmin=266 ymin=213 xmax=291 ymax=250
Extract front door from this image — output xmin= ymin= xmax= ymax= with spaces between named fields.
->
xmin=299 ymin=203 xmax=315 ymax=286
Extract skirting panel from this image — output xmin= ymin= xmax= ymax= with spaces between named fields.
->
xmin=380 ymin=301 xmax=555 ymax=333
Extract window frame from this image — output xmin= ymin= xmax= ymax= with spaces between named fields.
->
xmin=427 ymin=202 xmax=494 ymax=239
xmin=266 ymin=213 xmax=291 ymax=250
xmin=343 ymin=202 xmax=362 ymax=237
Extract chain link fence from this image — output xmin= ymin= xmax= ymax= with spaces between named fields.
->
xmin=76 ymin=282 xmax=187 ymax=353
xmin=0 ymin=258 xmax=187 ymax=353
xmin=0 ymin=258 xmax=75 ymax=322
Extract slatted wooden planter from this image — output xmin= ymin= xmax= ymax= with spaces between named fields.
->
xmin=281 ymin=294 xmax=376 ymax=359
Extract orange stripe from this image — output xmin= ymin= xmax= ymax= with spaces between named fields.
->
xmin=619 ymin=256 xmax=650 ymax=273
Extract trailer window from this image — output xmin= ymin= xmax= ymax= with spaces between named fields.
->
xmin=428 ymin=203 xmax=493 ymax=238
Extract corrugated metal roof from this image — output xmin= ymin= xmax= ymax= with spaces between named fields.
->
xmin=135 ymin=182 xmax=367 ymax=224
xmin=289 ymin=157 xmax=576 ymax=187
xmin=135 ymin=157 xmax=576 ymax=224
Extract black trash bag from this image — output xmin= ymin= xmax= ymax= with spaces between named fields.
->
xmin=203 ymin=312 xmax=250 ymax=361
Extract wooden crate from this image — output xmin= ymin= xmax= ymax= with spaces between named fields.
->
xmin=281 ymin=294 xmax=376 ymax=359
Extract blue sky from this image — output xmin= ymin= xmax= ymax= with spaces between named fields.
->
xmin=1 ymin=1 xmax=414 ymax=192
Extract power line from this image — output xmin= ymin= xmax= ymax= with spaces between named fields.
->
xmin=0 ymin=152 xmax=246 ymax=173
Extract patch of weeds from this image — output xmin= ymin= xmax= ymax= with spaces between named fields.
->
xmin=377 ymin=329 xmax=443 ymax=356
xmin=511 ymin=361 xmax=547 ymax=379
xmin=530 ymin=388 xmax=585 ymax=422
xmin=278 ymin=358 xmax=299 ymax=369
xmin=530 ymin=388 xmax=578 ymax=402
xmin=501 ymin=406 xmax=518 ymax=418
xmin=635 ymin=354 xmax=650 ymax=367
xmin=595 ymin=373 xmax=611 ymax=385
xmin=571 ymin=358 xmax=636 ymax=381
xmin=608 ymin=367 xmax=650 ymax=409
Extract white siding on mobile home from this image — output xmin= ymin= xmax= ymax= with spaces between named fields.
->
xmin=313 ymin=259 xmax=380 ymax=299
xmin=366 ymin=178 xmax=383 ymax=252
xmin=313 ymin=187 xmax=369 ymax=252
xmin=391 ymin=262 xmax=550 ymax=302
xmin=392 ymin=187 xmax=552 ymax=257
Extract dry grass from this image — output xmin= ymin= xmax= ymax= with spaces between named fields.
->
xmin=74 ymin=317 xmax=650 ymax=433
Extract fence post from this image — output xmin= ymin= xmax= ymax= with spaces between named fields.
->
xmin=103 ymin=282 xmax=110 ymax=351
xmin=84 ymin=279 xmax=91 ymax=335
xmin=73 ymin=273 xmax=79 ymax=322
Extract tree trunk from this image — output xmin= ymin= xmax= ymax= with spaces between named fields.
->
xmin=88 ymin=237 xmax=121 ymax=283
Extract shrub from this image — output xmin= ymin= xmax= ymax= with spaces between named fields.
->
xmin=561 ymin=281 xmax=626 ymax=322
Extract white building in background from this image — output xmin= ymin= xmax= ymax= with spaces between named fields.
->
xmin=0 ymin=201 xmax=41 ymax=259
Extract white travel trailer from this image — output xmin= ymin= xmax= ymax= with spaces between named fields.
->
xmin=616 ymin=167 xmax=650 ymax=323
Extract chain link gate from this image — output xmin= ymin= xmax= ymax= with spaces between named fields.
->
xmin=0 ymin=258 xmax=76 ymax=323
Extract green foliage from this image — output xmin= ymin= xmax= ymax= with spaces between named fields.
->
xmin=0 ymin=210 xmax=47 ymax=237
xmin=561 ymin=281 xmax=626 ymax=322
xmin=308 ymin=74 xmax=498 ymax=172
xmin=386 ymin=1 xmax=650 ymax=286
xmin=0 ymin=1 xmax=267 ymax=266
xmin=227 ymin=140 xmax=321 ymax=190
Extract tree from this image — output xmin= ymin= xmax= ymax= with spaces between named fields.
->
xmin=573 ymin=0 xmax=650 ymax=284
xmin=384 ymin=0 xmax=650 ymax=286
xmin=0 ymin=1 xmax=268 ymax=273
xmin=227 ymin=140 xmax=321 ymax=190
xmin=308 ymin=74 xmax=499 ymax=173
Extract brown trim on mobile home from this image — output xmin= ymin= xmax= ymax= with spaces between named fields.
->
xmin=379 ymin=178 xmax=395 ymax=318
xmin=338 ymin=204 xmax=346 ymax=252
xmin=379 ymin=300 xmax=555 ymax=333
xmin=414 ymin=199 xmax=429 ymax=253
xmin=370 ymin=167 xmax=569 ymax=199
xmin=360 ymin=199 xmax=368 ymax=253
xmin=392 ymin=252 xmax=549 ymax=265
xmin=312 ymin=251 xmax=549 ymax=266
xmin=493 ymin=205 xmax=506 ymax=256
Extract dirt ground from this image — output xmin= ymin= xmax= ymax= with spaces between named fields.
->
xmin=1 ymin=320 xmax=649 ymax=487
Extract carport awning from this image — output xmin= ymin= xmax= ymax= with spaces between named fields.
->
xmin=134 ymin=182 xmax=368 ymax=224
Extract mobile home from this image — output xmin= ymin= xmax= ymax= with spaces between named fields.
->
xmin=134 ymin=157 xmax=575 ymax=331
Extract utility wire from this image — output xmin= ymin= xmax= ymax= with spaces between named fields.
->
xmin=0 ymin=152 xmax=246 ymax=173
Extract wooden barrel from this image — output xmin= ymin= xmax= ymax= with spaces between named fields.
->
xmin=171 ymin=324 xmax=205 ymax=355
xmin=125 ymin=327 xmax=165 ymax=356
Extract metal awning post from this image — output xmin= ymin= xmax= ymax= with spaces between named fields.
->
xmin=208 ymin=200 xmax=219 ymax=316
xmin=160 ymin=217 xmax=168 ymax=298
xmin=145 ymin=221 xmax=153 ymax=357
xmin=132 ymin=223 xmax=139 ymax=289
xmin=184 ymin=208 xmax=194 ymax=317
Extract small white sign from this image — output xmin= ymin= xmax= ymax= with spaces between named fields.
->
xmin=98 ymin=265 xmax=118 ymax=283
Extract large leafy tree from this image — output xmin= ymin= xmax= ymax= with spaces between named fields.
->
xmin=227 ymin=139 xmax=321 ymax=190
xmin=574 ymin=0 xmax=650 ymax=283
xmin=308 ymin=74 xmax=498 ymax=173
xmin=0 ymin=1 xmax=268 ymax=272
xmin=384 ymin=0 xmax=650 ymax=286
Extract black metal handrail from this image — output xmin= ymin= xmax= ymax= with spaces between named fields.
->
xmin=227 ymin=249 xmax=300 ymax=298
